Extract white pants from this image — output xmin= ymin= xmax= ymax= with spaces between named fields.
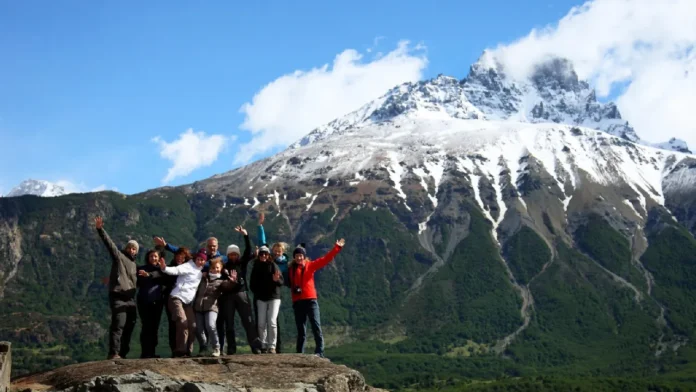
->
xmin=257 ymin=299 xmax=281 ymax=349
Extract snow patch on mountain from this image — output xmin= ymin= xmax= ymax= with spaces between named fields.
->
xmin=4 ymin=180 xmax=67 ymax=198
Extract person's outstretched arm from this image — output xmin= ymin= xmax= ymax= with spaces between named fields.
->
xmin=159 ymin=257 xmax=189 ymax=276
xmin=95 ymin=216 xmax=120 ymax=262
xmin=257 ymin=212 xmax=267 ymax=246
xmin=153 ymin=236 xmax=179 ymax=253
xmin=235 ymin=225 xmax=253 ymax=264
xmin=307 ymin=239 xmax=346 ymax=273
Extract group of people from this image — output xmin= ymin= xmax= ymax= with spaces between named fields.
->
xmin=94 ymin=213 xmax=345 ymax=360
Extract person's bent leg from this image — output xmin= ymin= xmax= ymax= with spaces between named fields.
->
xmin=293 ymin=300 xmax=308 ymax=354
xmin=307 ymin=300 xmax=324 ymax=356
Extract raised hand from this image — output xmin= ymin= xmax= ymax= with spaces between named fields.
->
xmin=137 ymin=270 xmax=150 ymax=278
xmin=254 ymin=246 xmax=259 ymax=258
xmin=336 ymin=238 xmax=346 ymax=248
xmin=273 ymin=269 xmax=281 ymax=282
xmin=158 ymin=257 xmax=167 ymax=271
xmin=259 ymin=212 xmax=265 ymax=225
xmin=153 ymin=236 xmax=166 ymax=247
xmin=234 ymin=226 xmax=248 ymax=236
xmin=229 ymin=269 xmax=238 ymax=282
xmin=95 ymin=216 xmax=104 ymax=230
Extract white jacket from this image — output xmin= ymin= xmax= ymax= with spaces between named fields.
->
xmin=163 ymin=260 xmax=203 ymax=304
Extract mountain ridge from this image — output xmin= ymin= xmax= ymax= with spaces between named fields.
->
xmin=290 ymin=51 xmax=688 ymax=154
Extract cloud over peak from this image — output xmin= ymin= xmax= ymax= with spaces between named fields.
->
xmin=153 ymin=128 xmax=230 ymax=184
xmin=489 ymin=0 xmax=696 ymax=146
xmin=235 ymin=40 xmax=428 ymax=164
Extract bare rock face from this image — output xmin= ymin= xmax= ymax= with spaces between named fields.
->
xmin=11 ymin=355 xmax=386 ymax=392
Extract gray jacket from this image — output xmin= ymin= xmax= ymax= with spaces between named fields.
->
xmin=97 ymin=228 xmax=137 ymax=300
xmin=193 ymin=275 xmax=236 ymax=313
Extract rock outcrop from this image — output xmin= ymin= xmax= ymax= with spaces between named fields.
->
xmin=11 ymin=355 xmax=386 ymax=392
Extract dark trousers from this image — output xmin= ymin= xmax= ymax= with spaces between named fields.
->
xmin=109 ymin=297 xmax=137 ymax=358
xmin=218 ymin=291 xmax=260 ymax=354
xmin=166 ymin=305 xmax=176 ymax=356
xmin=293 ymin=299 xmax=323 ymax=355
xmin=254 ymin=297 xmax=282 ymax=353
xmin=137 ymin=299 xmax=164 ymax=358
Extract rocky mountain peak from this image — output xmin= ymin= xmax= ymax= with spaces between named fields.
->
xmin=289 ymin=51 xmax=685 ymax=153
xmin=4 ymin=179 xmax=66 ymax=198
xmin=530 ymin=57 xmax=588 ymax=94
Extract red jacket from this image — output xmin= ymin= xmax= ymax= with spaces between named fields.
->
xmin=289 ymin=245 xmax=342 ymax=302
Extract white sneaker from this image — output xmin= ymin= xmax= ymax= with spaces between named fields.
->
xmin=212 ymin=348 xmax=221 ymax=357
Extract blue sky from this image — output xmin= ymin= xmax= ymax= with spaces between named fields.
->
xmin=5 ymin=0 xmax=690 ymax=195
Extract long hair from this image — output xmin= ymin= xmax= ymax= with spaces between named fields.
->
xmin=144 ymin=249 xmax=160 ymax=265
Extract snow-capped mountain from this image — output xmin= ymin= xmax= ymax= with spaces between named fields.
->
xmin=4 ymin=180 xmax=67 ymax=198
xmin=292 ymin=51 xmax=688 ymax=154
xmin=203 ymin=51 xmax=696 ymax=240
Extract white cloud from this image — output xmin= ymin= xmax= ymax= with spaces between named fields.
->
xmin=55 ymin=180 xmax=113 ymax=194
xmin=235 ymin=40 xmax=428 ymax=164
xmin=490 ymin=0 xmax=696 ymax=148
xmin=153 ymin=128 xmax=231 ymax=184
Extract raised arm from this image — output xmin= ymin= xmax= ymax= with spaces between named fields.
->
xmin=95 ymin=216 xmax=120 ymax=262
xmin=235 ymin=225 xmax=254 ymax=264
xmin=257 ymin=212 xmax=267 ymax=246
xmin=307 ymin=239 xmax=346 ymax=274
xmin=153 ymin=236 xmax=180 ymax=254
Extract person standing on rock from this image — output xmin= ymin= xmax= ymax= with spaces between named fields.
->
xmin=256 ymin=212 xmax=290 ymax=353
xmin=159 ymin=249 xmax=206 ymax=357
xmin=250 ymin=245 xmax=284 ymax=353
xmin=136 ymin=250 xmax=168 ymax=358
xmin=219 ymin=226 xmax=263 ymax=355
xmin=161 ymin=247 xmax=192 ymax=356
xmin=94 ymin=216 xmax=138 ymax=360
xmin=289 ymin=239 xmax=345 ymax=358
xmin=193 ymin=258 xmax=237 ymax=357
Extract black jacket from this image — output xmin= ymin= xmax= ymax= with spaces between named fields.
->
xmin=136 ymin=263 xmax=166 ymax=304
xmin=223 ymin=234 xmax=254 ymax=293
xmin=250 ymin=260 xmax=284 ymax=301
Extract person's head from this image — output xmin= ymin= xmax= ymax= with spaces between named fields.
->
xmin=145 ymin=250 xmax=160 ymax=266
xmin=174 ymin=247 xmax=191 ymax=265
xmin=226 ymin=244 xmax=241 ymax=263
xmin=293 ymin=245 xmax=307 ymax=263
xmin=258 ymin=246 xmax=271 ymax=263
xmin=206 ymin=237 xmax=219 ymax=255
xmin=194 ymin=249 xmax=208 ymax=268
xmin=272 ymin=242 xmax=288 ymax=259
xmin=209 ymin=259 xmax=223 ymax=275
xmin=124 ymin=240 xmax=139 ymax=258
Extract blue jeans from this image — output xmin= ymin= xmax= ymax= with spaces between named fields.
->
xmin=293 ymin=299 xmax=323 ymax=354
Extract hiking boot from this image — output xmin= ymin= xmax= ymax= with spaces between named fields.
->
xmin=252 ymin=347 xmax=262 ymax=355
xmin=212 ymin=348 xmax=221 ymax=357
xmin=268 ymin=348 xmax=276 ymax=354
xmin=107 ymin=354 xmax=121 ymax=360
